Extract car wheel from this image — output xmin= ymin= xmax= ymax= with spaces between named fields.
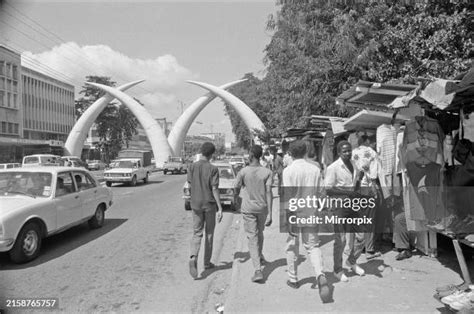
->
xmin=130 ymin=175 xmax=137 ymax=186
xmin=106 ymin=181 xmax=112 ymax=187
xmin=89 ymin=205 xmax=105 ymax=229
xmin=185 ymin=202 xmax=191 ymax=211
xmin=9 ymin=222 xmax=42 ymax=264
xmin=144 ymin=172 xmax=149 ymax=184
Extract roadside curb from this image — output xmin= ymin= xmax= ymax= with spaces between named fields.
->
xmin=223 ymin=213 xmax=245 ymax=312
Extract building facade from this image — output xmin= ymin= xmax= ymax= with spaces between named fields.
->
xmin=0 ymin=45 xmax=75 ymax=162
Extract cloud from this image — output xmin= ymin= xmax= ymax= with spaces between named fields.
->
xmin=21 ymin=41 xmax=197 ymax=118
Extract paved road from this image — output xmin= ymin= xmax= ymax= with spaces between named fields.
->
xmin=0 ymin=172 xmax=239 ymax=312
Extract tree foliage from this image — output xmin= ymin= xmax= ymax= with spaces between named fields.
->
xmin=225 ymin=0 xmax=473 ymax=147
xmin=75 ymin=76 xmax=139 ymax=162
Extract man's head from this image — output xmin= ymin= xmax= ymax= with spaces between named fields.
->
xmin=200 ymin=142 xmax=216 ymax=158
xmin=249 ymin=145 xmax=263 ymax=161
xmin=289 ymin=140 xmax=307 ymax=159
xmin=337 ymin=140 xmax=352 ymax=162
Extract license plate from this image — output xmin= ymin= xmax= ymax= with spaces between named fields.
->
xmin=223 ymin=201 xmax=231 ymax=205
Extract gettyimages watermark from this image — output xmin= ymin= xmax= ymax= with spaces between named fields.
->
xmin=279 ymin=186 xmax=378 ymax=234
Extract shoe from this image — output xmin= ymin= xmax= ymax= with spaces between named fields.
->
xmin=317 ymin=274 xmax=331 ymax=303
xmin=366 ymin=251 xmax=382 ymax=260
xmin=346 ymin=261 xmax=365 ymax=276
xmin=395 ymin=250 xmax=412 ymax=261
xmin=251 ymin=270 xmax=264 ymax=282
xmin=334 ymin=271 xmax=349 ymax=282
xmin=286 ymin=280 xmax=299 ymax=289
xmin=204 ymin=263 xmax=215 ymax=270
xmin=189 ymin=256 xmax=198 ymax=279
xmin=441 ymin=290 xmax=471 ymax=305
xmin=450 ymin=294 xmax=474 ymax=311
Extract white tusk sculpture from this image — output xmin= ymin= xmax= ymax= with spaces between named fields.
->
xmin=85 ymin=82 xmax=172 ymax=166
xmin=64 ymin=80 xmax=145 ymax=157
xmin=167 ymin=79 xmax=247 ymax=155
xmin=186 ymin=80 xmax=266 ymax=135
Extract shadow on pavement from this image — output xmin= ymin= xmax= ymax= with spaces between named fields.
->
xmin=0 ymin=218 xmax=127 ymax=269
xmin=234 ymin=251 xmax=250 ymax=264
xmin=109 ymin=180 xmax=164 ymax=187
xmin=261 ymin=258 xmax=286 ymax=283
xmin=197 ymin=261 xmax=233 ymax=280
xmin=358 ymin=259 xmax=391 ymax=278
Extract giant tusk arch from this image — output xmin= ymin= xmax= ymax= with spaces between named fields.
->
xmin=85 ymin=82 xmax=172 ymax=166
xmin=64 ymin=80 xmax=145 ymax=157
xmin=167 ymin=79 xmax=247 ymax=155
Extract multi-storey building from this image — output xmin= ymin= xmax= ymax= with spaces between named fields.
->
xmin=0 ymin=45 xmax=75 ymax=162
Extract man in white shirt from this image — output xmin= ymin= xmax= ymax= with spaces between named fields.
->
xmin=282 ymin=140 xmax=330 ymax=303
xmin=325 ymin=140 xmax=366 ymax=282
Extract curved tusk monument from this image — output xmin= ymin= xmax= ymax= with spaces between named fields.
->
xmin=167 ymin=79 xmax=247 ymax=155
xmin=64 ymin=80 xmax=145 ymax=157
xmin=186 ymin=80 xmax=266 ymax=136
xmin=85 ymin=82 xmax=172 ymax=166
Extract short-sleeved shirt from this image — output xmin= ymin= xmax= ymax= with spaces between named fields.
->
xmin=324 ymin=157 xmax=358 ymax=192
xmin=235 ymin=165 xmax=273 ymax=214
xmin=187 ymin=159 xmax=219 ymax=210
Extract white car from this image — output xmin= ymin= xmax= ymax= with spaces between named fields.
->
xmin=0 ymin=167 xmax=113 ymax=263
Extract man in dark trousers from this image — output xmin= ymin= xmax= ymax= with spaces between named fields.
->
xmin=235 ymin=145 xmax=273 ymax=282
xmin=187 ymin=142 xmax=223 ymax=279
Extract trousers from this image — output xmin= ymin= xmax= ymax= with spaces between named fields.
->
xmin=190 ymin=206 xmax=216 ymax=266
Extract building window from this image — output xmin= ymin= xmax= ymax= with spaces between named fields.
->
xmin=12 ymin=65 xmax=18 ymax=80
xmin=13 ymin=94 xmax=17 ymax=108
xmin=14 ymin=124 xmax=18 ymax=134
xmin=0 ymin=91 xmax=3 ymax=106
xmin=0 ymin=61 xmax=4 ymax=76
xmin=1 ymin=121 xmax=6 ymax=133
xmin=8 ymin=123 xmax=13 ymax=134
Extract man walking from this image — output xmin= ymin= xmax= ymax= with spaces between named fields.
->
xmin=325 ymin=140 xmax=366 ymax=282
xmin=234 ymin=145 xmax=273 ymax=283
xmin=187 ymin=142 xmax=223 ymax=279
xmin=282 ymin=140 xmax=330 ymax=303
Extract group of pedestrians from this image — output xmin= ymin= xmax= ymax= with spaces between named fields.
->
xmin=186 ymin=139 xmax=379 ymax=303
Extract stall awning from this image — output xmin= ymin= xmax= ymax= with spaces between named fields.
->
xmin=343 ymin=110 xmax=410 ymax=131
xmin=336 ymin=80 xmax=419 ymax=110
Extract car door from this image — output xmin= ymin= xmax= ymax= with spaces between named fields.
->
xmin=54 ymin=171 xmax=82 ymax=229
xmin=73 ymin=171 xmax=99 ymax=218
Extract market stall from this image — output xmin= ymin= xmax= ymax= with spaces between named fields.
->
xmin=335 ymin=68 xmax=474 ymax=311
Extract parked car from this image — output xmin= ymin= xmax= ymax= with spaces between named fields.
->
xmin=0 ymin=167 xmax=113 ymax=263
xmin=183 ymin=162 xmax=239 ymax=211
xmin=229 ymin=156 xmax=246 ymax=168
xmin=22 ymin=154 xmax=64 ymax=167
xmin=0 ymin=163 xmax=21 ymax=170
xmin=61 ymin=156 xmax=88 ymax=169
xmin=163 ymin=157 xmax=187 ymax=175
xmin=87 ymin=160 xmax=106 ymax=171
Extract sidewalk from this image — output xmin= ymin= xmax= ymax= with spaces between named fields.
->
xmin=224 ymin=190 xmax=467 ymax=313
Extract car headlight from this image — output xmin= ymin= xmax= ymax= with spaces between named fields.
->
xmin=226 ymin=189 xmax=234 ymax=195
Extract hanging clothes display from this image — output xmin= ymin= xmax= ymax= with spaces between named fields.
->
xmin=401 ymin=116 xmax=446 ymax=230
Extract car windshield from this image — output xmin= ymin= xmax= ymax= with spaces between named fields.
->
xmin=0 ymin=172 xmax=53 ymax=197
xmin=117 ymin=160 xmax=133 ymax=168
xmin=169 ymin=157 xmax=182 ymax=162
xmin=218 ymin=166 xmax=235 ymax=179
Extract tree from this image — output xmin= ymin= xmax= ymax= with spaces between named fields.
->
xmin=75 ymin=76 xmax=139 ymax=162
xmin=225 ymin=0 xmax=472 ymax=143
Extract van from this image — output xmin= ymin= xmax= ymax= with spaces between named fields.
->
xmin=22 ymin=154 xmax=64 ymax=167
xmin=0 ymin=163 xmax=21 ymax=170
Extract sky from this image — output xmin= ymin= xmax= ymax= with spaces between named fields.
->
xmin=0 ymin=0 xmax=278 ymax=143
